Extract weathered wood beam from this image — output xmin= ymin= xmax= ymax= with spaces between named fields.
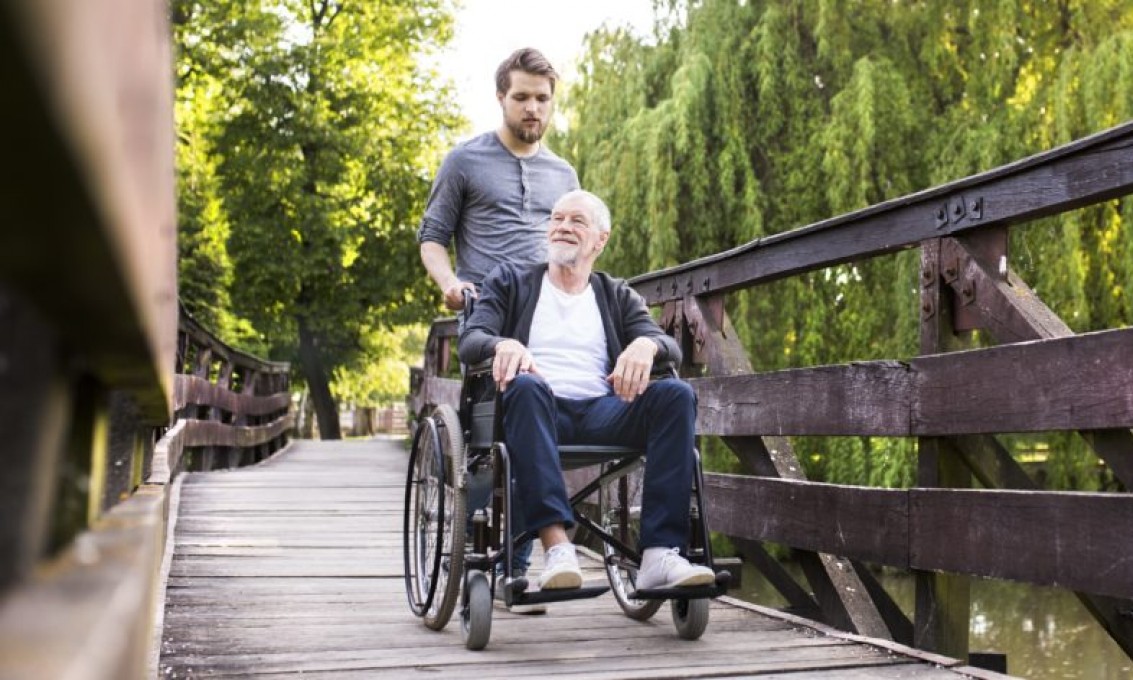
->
xmin=181 ymin=415 xmax=294 ymax=449
xmin=914 ymin=437 xmax=972 ymax=660
xmin=934 ymin=234 xmax=1133 ymax=659
xmin=420 ymin=377 xmax=461 ymax=414
xmin=912 ymin=326 xmax=1133 ymax=434
xmin=942 ymin=233 xmax=1072 ymax=340
xmin=0 ymin=486 xmax=166 ymax=680
xmin=706 ymin=474 xmax=908 ymax=566
xmin=146 ymin=421 xmax=186 ymax=485
xmin=702 ymin=473 xmax=1133 ymax=600
xmin=102 ymin=391 xmax=142 ymax=514
xmin=0 ymin=0 xmax=177 ymax=420
xmin=919 ymin=235 xmax=974 ymax=662
xmin=692 ymin=326 xmax=1133 ymax=437
xmin=180 ymin=312 xmax=290 ymax=377
xmin=1076 ymin=594 xmax=1133 ymax=660
xmin=694 ymin=363 xmax=913 ymax=436
xmin=852 ymin=560 xmax=915 ymax=646
xmin=729 ymin=537 xmax=821 ymax=617
xmin=174 ymin=375 xmax=291 ymax=417
xmin=946 ymin=435 xmax=1037 ymax=490
xmin=1080 ymin=430 xmax=1133 ymax=490
xmin=909 ymin=488 xmax=1133 ymax=600
xmin=633 ymin=120 xmax=1133 ymax=305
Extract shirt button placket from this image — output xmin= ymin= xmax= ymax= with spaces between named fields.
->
xmin=519 ymin=159 xmax=530 ymax=217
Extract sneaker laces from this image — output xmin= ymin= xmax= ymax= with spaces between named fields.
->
xmin=655 ymin=547 xmax=684 ymax=574
xmin=545 ymin=543 xmax=575 ymax=569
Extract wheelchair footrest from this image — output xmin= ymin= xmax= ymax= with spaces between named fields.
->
xmin=511 ymin=583 xmax=610 ymax=605
xmin=628 ymin=570 xmax=732 ymax=600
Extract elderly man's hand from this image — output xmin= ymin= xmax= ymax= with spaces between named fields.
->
xmin=443 ymin=280 xmax=476 ymax=311
xmin=607 ymin=337 xmax=658 ymax=402
xmin=493 ymin=339 xmax=537 ymax=391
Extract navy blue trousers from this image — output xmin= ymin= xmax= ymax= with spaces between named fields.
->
xmin=501 ymin=373 xmax=696 ymax=550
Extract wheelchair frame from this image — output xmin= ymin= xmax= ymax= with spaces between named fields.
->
xmin=404 ymin=350 xmax=731 ymax=650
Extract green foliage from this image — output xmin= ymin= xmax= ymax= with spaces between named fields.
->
xmin=331 ymin=323 xmax=427 ymax=407
xmin=560 ymin=0 xmax=1133 ymax=489
xmin=174 ymin=1 xmax=460 ymax=403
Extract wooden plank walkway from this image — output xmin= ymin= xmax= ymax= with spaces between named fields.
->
xmin=157 ymin=439 xmax=1006 ymax=679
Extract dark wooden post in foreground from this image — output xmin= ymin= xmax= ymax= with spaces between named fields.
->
xmin=0 ymin=0 xmax=175 ymax=677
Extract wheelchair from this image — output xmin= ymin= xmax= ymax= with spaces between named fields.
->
xmin=403 ymin=328 xmax=731 ymax=650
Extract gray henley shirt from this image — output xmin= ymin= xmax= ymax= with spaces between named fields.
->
xmin=417 ymin=131 xmax=579 ymax=285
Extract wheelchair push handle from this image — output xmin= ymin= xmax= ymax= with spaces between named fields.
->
xmin=461 ymin=287 xmax=476 ymax=322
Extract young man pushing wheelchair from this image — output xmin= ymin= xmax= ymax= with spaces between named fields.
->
xmin=458 ymin=189 xmax=717 ymax=593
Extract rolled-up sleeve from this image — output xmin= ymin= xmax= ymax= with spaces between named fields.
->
xmin=417 ymin=151 xmax=464 ymax=246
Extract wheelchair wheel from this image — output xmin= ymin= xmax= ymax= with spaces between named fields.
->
xmin=461 ymin=569 xmax=492 ymax=650
xmin=602 ymin=508 xmax=663 ymax=621
xmin=402 ymin=404 xmax=466 ymax=631
xmin=671 ymin=597 xmax=710 ymax=640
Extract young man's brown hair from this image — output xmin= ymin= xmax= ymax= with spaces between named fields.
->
xmin=495 ymin=47 xmax=559 ymax=95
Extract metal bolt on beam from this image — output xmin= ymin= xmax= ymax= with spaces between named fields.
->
xmin=935 ymin=204 xmax=949 ymax=229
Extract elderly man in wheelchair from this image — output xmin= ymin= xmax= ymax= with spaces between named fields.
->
xmin=403 ymin=189 xmax=729 ymax=649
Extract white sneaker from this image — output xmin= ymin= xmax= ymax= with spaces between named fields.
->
xmin=538 ymin=543 xmax=583 ymax=590
xmin=636 ymin=547 xmax=715 ymax=590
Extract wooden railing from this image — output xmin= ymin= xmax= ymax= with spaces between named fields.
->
xmin=1 ymin=0 xmax=177 ymax=676
xmin=640 ymin=118 xmax=1133 ymax=664
xmin=0 ymin=2 xmax=290 ymax=677
xmin=0 ymin=303 xmax=292 ymax=680
xmin=157 ymin=305 xmax=293 ymax=481
xmin=409 ymin=119 xmax=1133 ymax=666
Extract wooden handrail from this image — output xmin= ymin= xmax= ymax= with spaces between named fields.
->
xmin=0 ymin=305 xmax=292 ymax=679
xmin=1 ymin=1 xmax=182 ymax=678
xmin=159 ymin=305 xmax=293 ymax=481
xmin=631 ymin=120 xmax=1133 ymax=304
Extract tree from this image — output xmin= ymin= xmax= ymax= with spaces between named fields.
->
xmin=174 ymin=0 xmax=461 ymax=437
xmin=331 ymin=323 xmax=428 ymax=408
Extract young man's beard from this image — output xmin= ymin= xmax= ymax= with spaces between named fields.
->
xmin=508 ymin=118 xmax=544 ymax=143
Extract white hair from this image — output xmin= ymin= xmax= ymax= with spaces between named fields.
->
xmin=554 ymin=189 xmax=611 ymax=232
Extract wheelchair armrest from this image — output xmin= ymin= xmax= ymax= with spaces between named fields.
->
xmin=466 ymin=358 xmax=493 ymax=377
xmin=651 ymin=361 xmax=680 ymax=381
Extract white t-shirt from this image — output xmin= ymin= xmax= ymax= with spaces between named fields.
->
xmin=527 ymin=274 xmax=610 ymax=399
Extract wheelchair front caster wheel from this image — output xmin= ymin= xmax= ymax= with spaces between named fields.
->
xmin=461 ymin=570 xmax=492 ymax=650
xmin=672 ymin=598 xmax=709 ymax=640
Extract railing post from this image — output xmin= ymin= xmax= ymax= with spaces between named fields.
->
xmin=215 ymin=360 xmax=237 ymax=468
xmin=103 ymin=392 xmax=142 ymax=511
xmin=237 ymin=367 xmax=256 ymax=463
xmin=192 ymin=347 xmax=214 ymax=470
xmin=937 ymin=233 xmax=1133 ymax=660
xmin=0 ymin=286 xmax=69 ymax=590
xmin=915 ymin=238 xmax=972 ymax=659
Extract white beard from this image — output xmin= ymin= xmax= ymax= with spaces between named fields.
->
xmin=547 ymin=243 xmax=580 ymax=267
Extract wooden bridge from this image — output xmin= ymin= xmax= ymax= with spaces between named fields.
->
xmin=3 ymin=2 xmax=1132 ymax=678
xmin=158 ymin=437 xmax=993 ymax=678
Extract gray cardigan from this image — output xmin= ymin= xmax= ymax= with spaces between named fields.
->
xmin=458 ymin=262 xmax=681 ymax=374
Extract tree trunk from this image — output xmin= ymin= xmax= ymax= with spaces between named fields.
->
xmin=297 ymin=318 xmax=341 ymax=440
